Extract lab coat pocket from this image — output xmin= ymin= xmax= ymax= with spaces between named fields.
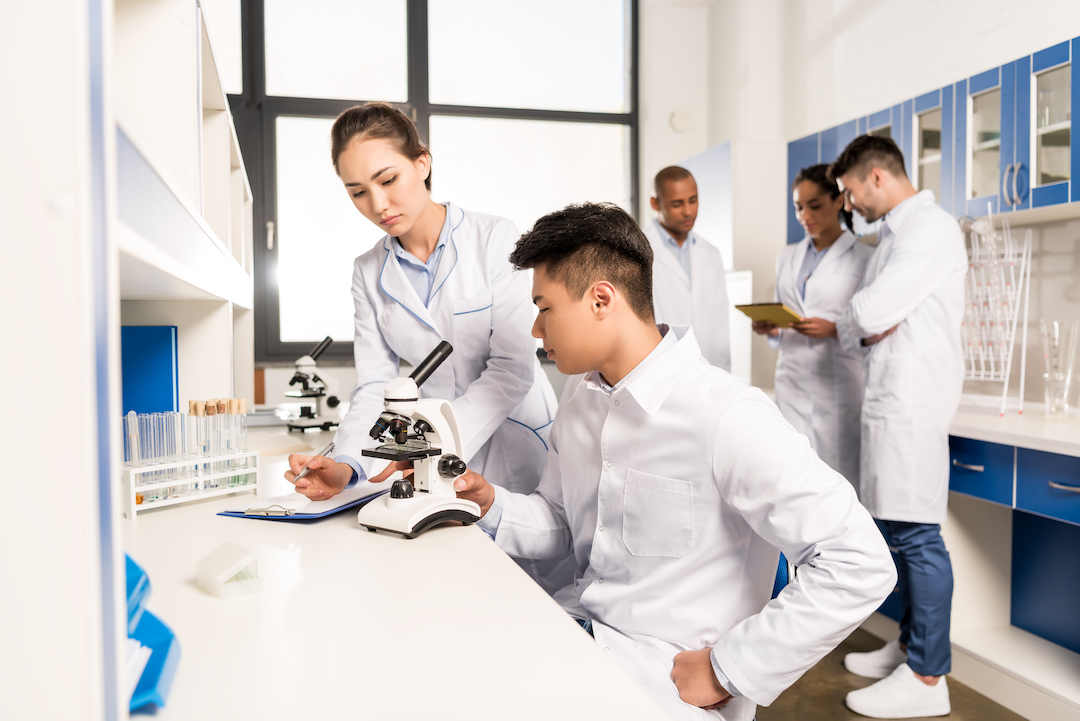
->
xmin=452 ymin=293 xmax=494 ymax=359
xmin=623 ymin=470 xmax=693 ymax=558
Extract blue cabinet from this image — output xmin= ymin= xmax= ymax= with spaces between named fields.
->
xmin=1016 ymin=447 xmax=1080 ymax=525
xmin=1011 ymin=510 xmax=1080 ymax=655
xmin=790 ymin=34 xmax=1080 ymax=223
xmin=948 ymin=436 xmax=1014 ymax=506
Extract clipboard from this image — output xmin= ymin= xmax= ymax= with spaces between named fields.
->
xmin=735 ymin=302 xmax=803 ymax=327
xmin=218 ymin=485 xmax=390 ymax=521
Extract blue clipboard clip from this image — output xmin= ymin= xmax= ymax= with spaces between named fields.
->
xmin=246 ymin=504 xmax=295 ymax=517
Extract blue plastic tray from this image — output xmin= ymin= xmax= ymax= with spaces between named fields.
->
xmin=130 ymin=610 xmax=181 ymax=713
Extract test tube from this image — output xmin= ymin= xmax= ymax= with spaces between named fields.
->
xmin=194 ymin=401 xmax=207 ymax=488
xmin=206 ymin=400 xmax=218 ymax=486
xmin=218 ymin=399 xmax=229 ymax=483
xmin=237 ymin=398 xmax=249 ymax=476
xmin=227 ymin=399 xmax=239 ymax=485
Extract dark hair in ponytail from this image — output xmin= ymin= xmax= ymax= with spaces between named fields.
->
xmin=793 ymin=163 xmax=853 ymax=232
xmin=330 ymin=102 xmax=431 ymax=190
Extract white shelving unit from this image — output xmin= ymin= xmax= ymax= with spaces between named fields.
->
xmin=114 ymin=0 xmax=254 ymax=415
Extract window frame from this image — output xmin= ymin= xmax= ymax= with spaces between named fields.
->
xmin=231 ymin=0 xmax=640 ymax=364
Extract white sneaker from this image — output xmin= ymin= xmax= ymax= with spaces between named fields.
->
xmin=844 ymin=638 xmax=908 ymax=679
xmin=845 ymin=663 xmax=950 ymax=718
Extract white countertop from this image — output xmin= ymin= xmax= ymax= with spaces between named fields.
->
xmin=123 ymin=449 xmax=669 ymax=720
xmin=950 ymin=407 xmax=1080 ymax=458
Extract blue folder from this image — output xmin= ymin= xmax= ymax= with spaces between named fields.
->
xmin=121 ymin=326 xmax=179 ymax=414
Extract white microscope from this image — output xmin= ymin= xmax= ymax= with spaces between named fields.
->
xmin=285 ymin=336 xmax=342 ymax=432
xmin=357 ymin=341 xmax=481 ymax=538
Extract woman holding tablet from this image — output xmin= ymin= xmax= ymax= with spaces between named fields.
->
xmin=284 ymin=103 xmax=565 ymax=588
xmin=753 ymin=164 xmax=871 ymax=486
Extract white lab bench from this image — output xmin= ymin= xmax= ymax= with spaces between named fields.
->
xmin=122 ymin=430 xmax=669 ymax=720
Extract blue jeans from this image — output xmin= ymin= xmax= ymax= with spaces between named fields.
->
xmin=875 ymin=519 xmax=953 ymax=677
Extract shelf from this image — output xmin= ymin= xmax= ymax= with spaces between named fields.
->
xmin=1037 ymin=120 xmax=1072 ymax=136
xmin=954 ymin=625 xmax=1080 ymax=711
xmin=981 ymin=200 xmax=1080 ymax=227
xmin=133 ymin=482 xmax=256 ymax=512
xmin=131 ymin=468 xmax=256 ymax=492
xmin=117 ymin=127 xmax=253 ymax=307
xmin=973 ymin=138 xmax=1002 ymax=152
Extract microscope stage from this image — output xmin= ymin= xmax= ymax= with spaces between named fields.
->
xmin=362 ymin=444 xmax=443 ymax=462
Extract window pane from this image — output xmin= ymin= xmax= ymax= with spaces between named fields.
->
xmin=868 ymin=125 xmax=891 ymax=139
xmin=971 ymin=90 xmax=1001 ymax=198
xmin=276 ymin=116 xmax=385 ymax=343
xmin=429 ymin=115 xmax=631 ymax=235
xmin=429 ymin=0 xmax=628 ymax=113
xmin=1036 ymin=65 xmax=1071 ymax=186
xmin=200 ymin=0 xmax=242 ymax=94
xmin=265 ymin=0 xmax=407 ymax=101
xmin=917 ymin=109 xmax=941 ymax=197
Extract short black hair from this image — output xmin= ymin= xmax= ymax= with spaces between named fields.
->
xmin=510 ymin=203 xmax=655 ymax=323
xmin=653 ymin=166 xmax=694 ymax=200
xmin=828 ymin=134 xmax=908 ymax=182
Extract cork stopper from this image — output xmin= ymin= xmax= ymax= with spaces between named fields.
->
xmin=206 ymin=401 xmax=216 ymax=416
xmin=195 ymin=401 xmax=206 ymax=417
xmin=229 ymin=398 xmax=240 ymax=415
xmin=238 ymin=398 xmax=247 ymax=414
xmin=188 ymin=400 xmax=197 ymax=415
xmin=217 ymin=400 xmax=228 ymax=415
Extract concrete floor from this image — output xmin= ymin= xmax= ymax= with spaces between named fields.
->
xmin=758 ymin=629 xmax=1027 ymax=720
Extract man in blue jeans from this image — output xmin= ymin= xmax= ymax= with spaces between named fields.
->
xmin=829 ymin=135 xmax=967 ymax=719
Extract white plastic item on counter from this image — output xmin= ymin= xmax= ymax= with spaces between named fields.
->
xmin=196 ymin=542 xmax=263 ymax=599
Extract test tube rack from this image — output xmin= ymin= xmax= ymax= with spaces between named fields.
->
xmin=960 ymin=212 xmax=1032 ymax=416
xmin=121 ymin=451 xmax=260 ymax=519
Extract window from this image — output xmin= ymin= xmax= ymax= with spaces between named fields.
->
xmin=232 ymin=0 xmax=639 ymax=363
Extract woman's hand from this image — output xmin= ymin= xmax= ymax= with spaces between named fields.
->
xmin=752 ymin=320 xmax=779 ymax=338
xmin=791 ymin=317 xmax=837 ymax=339
xmin=285 ymin=454 xmax=353 ymax=500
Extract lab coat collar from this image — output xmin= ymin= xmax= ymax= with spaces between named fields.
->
xmin=377 ymin=206 xmax=461 ymax=334
xmin=881 ymin=190 xmax=935 ymax=238
xmin=811 ymin=229 xmax=857 ymax=275
xmin=427 ymin=202 xmax=464 ymax=304
xmin=648 ymin=219 xmax=692 ymax=288
xmin=573 ymin=325 xmax=704 ymax=417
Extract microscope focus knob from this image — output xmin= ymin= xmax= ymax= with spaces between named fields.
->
xmin=390 ymin=479 xmax=414 ymax=499
xmin=438 ymin=454 xmax=467 ymax=479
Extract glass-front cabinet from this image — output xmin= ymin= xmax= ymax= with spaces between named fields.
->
xmin=1030 ymin=39 xmax=1076 ymax=208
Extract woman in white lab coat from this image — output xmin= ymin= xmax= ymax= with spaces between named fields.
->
xmin=753 ymin=164 xmax=872 ymax=485
xmin=285 ymin=103 xmax=559 ymax=556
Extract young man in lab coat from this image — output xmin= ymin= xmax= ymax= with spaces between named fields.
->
xmin=449 ymin=202 xmax=896 ymax=720
xmin=643 ymin=167 xmax=731 ymax=370
xmin=830 ymin=135 xmax=967 ymax=719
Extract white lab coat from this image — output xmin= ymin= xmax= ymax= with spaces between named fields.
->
xmin=772 ymin=230 xmax=872 ymax=487
xmin=486 ymin=326 xmax=895 ymax=720
xmin=643 ymin=219 xmax=731 ymax=370
xmin=836 ymin=191 xmax=967 ymax=524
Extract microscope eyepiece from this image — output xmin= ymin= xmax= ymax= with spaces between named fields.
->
xmin=409 ymin=341 xmax=453 ymax=388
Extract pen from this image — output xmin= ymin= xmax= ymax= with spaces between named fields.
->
xmin=292 ymin=441 xmax=335 ymax=485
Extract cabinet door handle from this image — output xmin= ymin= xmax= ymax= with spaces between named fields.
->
xmin=266 ymin=220 xmax=275 ymax=251
xmin=1001 ymin=163 xmax=1015 ymax=207
xmin=1049 ymin=481 xmax=1080 ymax=494
xmin=952 ymin=459 xmax=985 ymax=472
xmin=1012 ymin=162 xmax=1022 ymax=206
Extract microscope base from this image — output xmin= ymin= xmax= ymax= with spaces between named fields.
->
xmin=357 ymin=493 xmax=481 ymax=539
